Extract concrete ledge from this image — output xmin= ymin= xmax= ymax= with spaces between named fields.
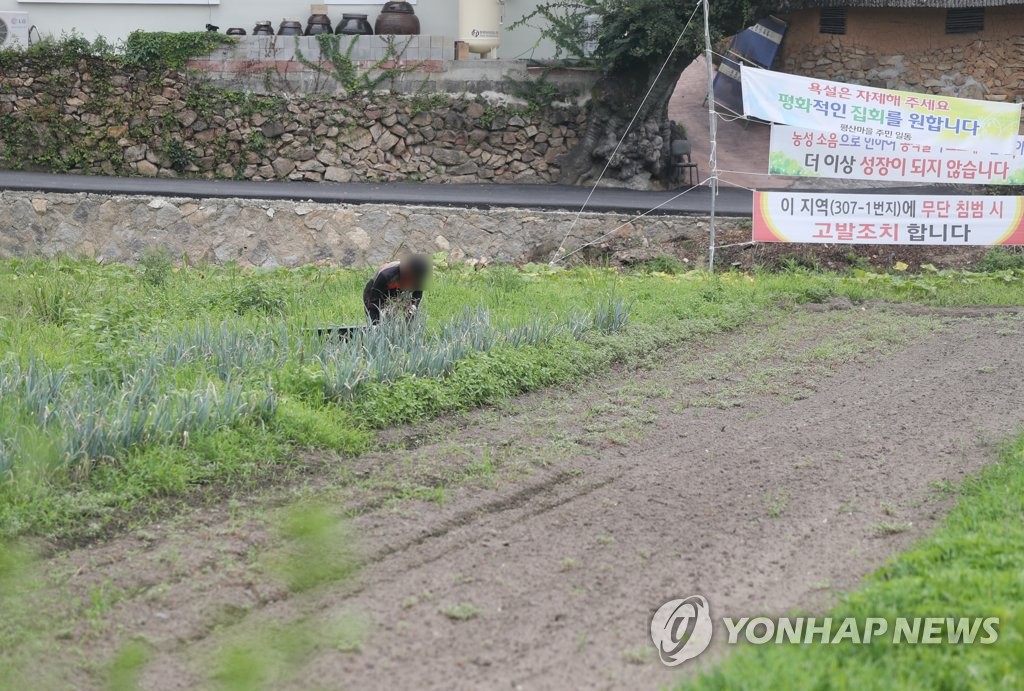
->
xmin=187 ymin=39 xmax=600 ymax=96
xmin=195 ymin=35 xmax=457 ymax=64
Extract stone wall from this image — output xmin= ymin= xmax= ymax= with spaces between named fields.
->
xmin=0 ymin=191 xmax=732 ymax=267
xmin=778 ymin=7 xmax=1024 ymax=104
xmin=0 ymin=57 xmax=585 ymax=185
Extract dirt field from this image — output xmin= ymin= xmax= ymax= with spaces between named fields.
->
xmin=18 ymin=304 xmax=1024 ymax=690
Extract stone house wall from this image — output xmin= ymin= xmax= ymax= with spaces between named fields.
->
xmin=777 ymin=6 xmax=1024 ymax=105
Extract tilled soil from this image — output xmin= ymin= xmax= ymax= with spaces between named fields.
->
xmin=13 ymin=306 xmax=1024 ymax=690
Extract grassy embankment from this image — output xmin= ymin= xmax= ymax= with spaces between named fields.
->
xmin=2 ymin=253 xmax=1024 ymax=542
xmin=683 ymin=432 xmax=1024 ymax=690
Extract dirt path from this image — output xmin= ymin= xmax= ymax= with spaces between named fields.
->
xmin=13 ymin=306 xmax=1024 ymax=690
xmin=670 ymin=56 xmax=785 ymax=192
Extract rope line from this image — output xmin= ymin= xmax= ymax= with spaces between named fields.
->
xmin=549 ymin=177 xmax=712 ymax=264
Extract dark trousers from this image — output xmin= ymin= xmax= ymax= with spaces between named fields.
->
xmin=362 ymin=280 xmax=382 ymax=324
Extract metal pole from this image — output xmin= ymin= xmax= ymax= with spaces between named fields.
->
xmin=702 ymin=0 xmax=719 ymax=271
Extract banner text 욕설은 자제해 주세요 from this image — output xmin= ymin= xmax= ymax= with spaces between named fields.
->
xmin=742 ymin=67 xmax=1022 ymax=155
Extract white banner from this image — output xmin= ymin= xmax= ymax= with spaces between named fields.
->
xmin=742 ymin=67 xmax=1022 ymax=154
xmin=769 ymin=127 xmax=1024 ymax=185
xmin=753 ymin=192 xmax=1024 ymax=246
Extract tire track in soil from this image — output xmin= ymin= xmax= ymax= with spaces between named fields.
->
xmin=22 ymin=306 xmax=1024 ymax=690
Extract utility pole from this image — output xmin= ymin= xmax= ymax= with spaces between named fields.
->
xmin=702 ymin=0 xmax=719 ymax=271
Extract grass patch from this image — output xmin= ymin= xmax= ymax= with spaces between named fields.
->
xmin=683 ymin=433 xmax=1024 ymax=690
xmin=2 ymin=259 xmax=1024 ymax=541
xmin=872 ymin=521 xmax=913 ymax=537
xmin=442 ymin=602 xmax=481 ymax=621
xmin=764 ymin=490 xmax=788 ymax=519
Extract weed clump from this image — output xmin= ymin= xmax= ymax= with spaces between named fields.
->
xmin=227 ymin=282 xmax=287 ymax=316
xmin=979 ymin=248 xmax=1024 ymax=272
xmin=27 ymin=274 xmax=80 ymax=325
xmin=796 ymin=283 xmax=835 ymax=304
xmin=637 ymin=254 xmax=687 ymax=275
xmin=139 ymin=248 xmax=174 ymax=286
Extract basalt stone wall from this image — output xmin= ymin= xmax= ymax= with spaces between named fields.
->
xmin=778 ymin=7 xmax=1024 ymax=105
xmin=780 ymin=37 xmax=1024 ymax=103
xmin=0 ymin=191 xmax=734 ymax=267
xmin=0 ymin=57 xmax=585 ymax=185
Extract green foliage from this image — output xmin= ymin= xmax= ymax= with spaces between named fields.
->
xmin=0 ymin=109 xmax=92 ymax=174
xmin=409 ymin=89 xmax=449 ymax=116
xmin=183 ymin=83 xmax=283 ymax=120
xmin=295 ymin=34 xmax=418 ymax=96
xmin=107 ymin=642 xmax=151 ymax=691
xmin=0 ymin=32 xmax=117 ymax=71
xmin=0 ymin=357 xmax=277 ymax=473
xmin=504 ymin=74 xmax=563 ymax=114
xmin=1 ymin=30 xmax=231 ymax=73
xmin=0 ymin=115 xmax=36 ymax=170
xmin=637 ymin=253 xmax=688 ymax=275
xmin=795 ymin=282 xmax=835 ymax=304
xmin=162 ymin=139 xmax=193 ymax=172
xmin=592 ymin=295 xmax=632 ymax=332
xmin=139 ymin=248 xmax=175 ymax=286
xmin=476 ymin=265 xmax=527 ymax=293
xmin=123 ymin=31 xmax=233 ymax=70
xmin=443 ymin=603 xmax=481 ymax=621
xmin=510 ymin=0 xmax=773 ymax=73
xmin=209 ymin=613 xmax=365 ymax=688
xmin=0 ymin=33 xmax=130 ymax=174
xmin=779 ymin=255 xmax=820 ymax=273
xmin=979 ymin=247 xmax=1024 ymax=272
xmin=476 ymin=103 xmax=499 ymax=129
xmin=0 ymin=261 xmax=636 ymax=539
xmin=244 ymin=130 xmax=269 ymax=153
xmin=3 ymin=260 xmax=1024 ymax=541
xmin=226 ymin=282 xmax=288 ymax=316
xmin=26 ymin=274 xmax=82 ymax=325
xmin=267 ymin=504 xmax=356 ymax=592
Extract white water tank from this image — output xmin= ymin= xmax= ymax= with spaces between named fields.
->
xmin=459 ymin=0 xmax=502 ymax=58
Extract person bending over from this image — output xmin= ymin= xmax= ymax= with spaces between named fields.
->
xmin=363 ymin=255 xmax=431 ymax=325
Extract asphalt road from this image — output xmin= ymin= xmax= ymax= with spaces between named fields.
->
xmin=0 ymin=171 xmax=755 ymax=216
xmin=0 ymin=171 xmax=957 ymax=217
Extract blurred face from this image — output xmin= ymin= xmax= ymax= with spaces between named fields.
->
xmin=400 ymin=257 xmax=430 ymax=286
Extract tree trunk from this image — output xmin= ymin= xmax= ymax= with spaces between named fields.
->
xmin=559 ymin=51 xmax=695 ymax=189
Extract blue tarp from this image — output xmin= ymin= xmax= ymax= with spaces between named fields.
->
xmin=731 ymin=16 xmax=788 ymax=70
xmin=712 ymin=16 xmax=788 ymax=116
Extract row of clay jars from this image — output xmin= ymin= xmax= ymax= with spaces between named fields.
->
xmin=236 ymin=4 xmax=420 ymax=37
